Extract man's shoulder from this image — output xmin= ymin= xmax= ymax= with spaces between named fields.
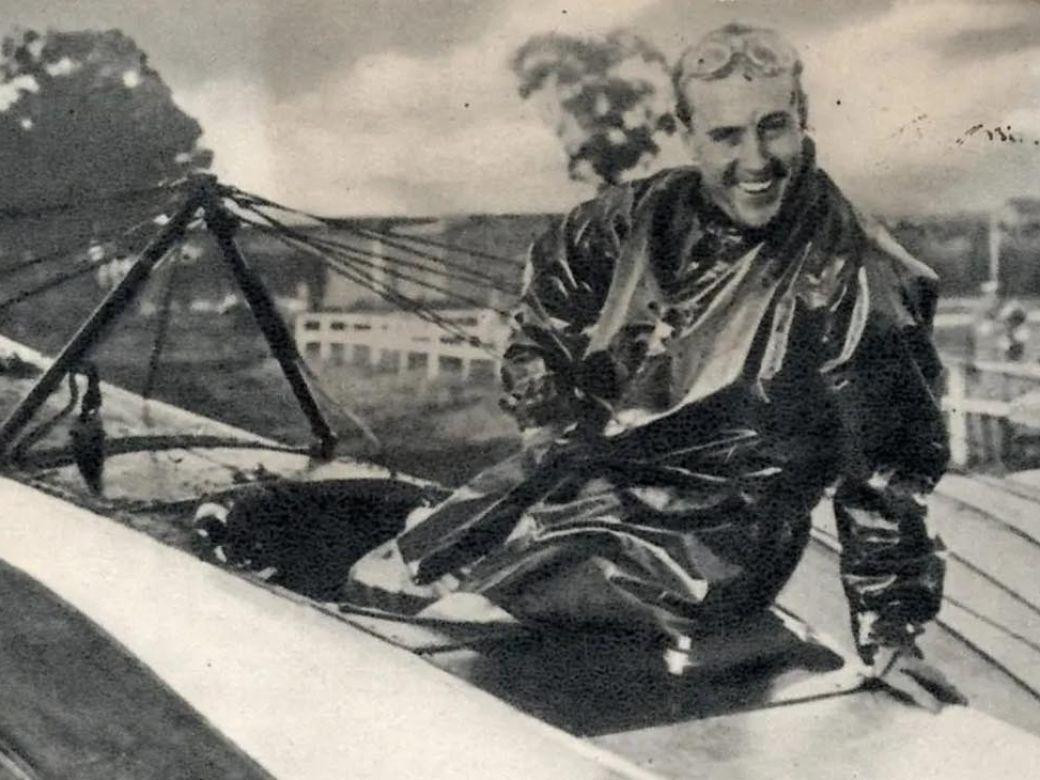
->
xmin=844 ymin=200 xmax=941 ymax=326
xmin=811 ymin=170 xmax=941 ymax=327
xmin=816 ymin=171 xmax=938 ymax=286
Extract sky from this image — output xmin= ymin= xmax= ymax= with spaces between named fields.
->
xmin=1 ymin=0 xmax=1039 ymax=217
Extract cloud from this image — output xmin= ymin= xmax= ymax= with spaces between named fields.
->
xmin=0 ymin=0 xmax=513 ymax=97
xmin=792 ymin=0 xmax=1040 ymax=213
xmin=182 ymin=0 xmax=660 ymax=215
xmin=252 ymin=0 xmax=1040 ymax=216
xmin=10 ymin=0 xmax=1035 ymax=216
xmin=932 ymin=1 xmax=1040 ymax=62
xmin=173 ymin=76 xmax=280 ymax=198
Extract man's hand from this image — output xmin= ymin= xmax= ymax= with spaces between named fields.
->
xmin=519 ymin=424 xmax=565 ymax=470
xmin=865 ymin=645 xmax=968 ymax=713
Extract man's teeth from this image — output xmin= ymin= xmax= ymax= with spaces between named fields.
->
xmin=737 ymin=180 xmax=773 ymax=194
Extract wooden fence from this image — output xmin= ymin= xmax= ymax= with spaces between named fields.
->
xmin=943 ymin=357 xmax=1040 ymax=468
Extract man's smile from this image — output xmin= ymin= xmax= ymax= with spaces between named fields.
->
xmin=736 ymin=178 xmax=777 ymax=195
xmin=734 ymin=172 xmax=786 ymax=203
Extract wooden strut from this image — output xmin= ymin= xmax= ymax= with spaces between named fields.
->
xmin=0 ymin=174 xmax=338 ymax=461
xmin=201 ymin=183 xmax=337 ymax=459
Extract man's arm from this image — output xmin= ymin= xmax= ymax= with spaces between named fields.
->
xmin=825 ymin=261 xmax=962 ymax=706
xmin=499 ymin=193 xmax=628 ymax=449
xmin=831 ymin=309 xmax=947 ymax=660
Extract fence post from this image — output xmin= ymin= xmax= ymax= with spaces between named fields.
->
xmin=947 ymin=362 xmax=970 ymax=467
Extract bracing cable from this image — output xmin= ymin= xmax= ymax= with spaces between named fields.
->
xmin=225 ymin=185 xmax=525 ymax=271
xmin=272 ymin=231 xmax=502 ymax=359
xmin=353 ymin=222 xmax=525 ymax=269
xmin=15 ymin=434 xmax=312 ymax=471
xmin=0 ymin=254 xmax=116 ymax=313
xmin=0 ymin=179 xmax=190 ymax=223
xmin=343 ymin=223 xmax=520 ymax=295
xmin=296 ymin=358 xmax=383 ymax=451
xmin=0 ymin=211 xmax=161 ymax=279
xmin=224 ymin=190 xmax=518 ymax=296
xmin=234 ymin=205 xmax=502 ymax=356
xmin=10 ymin=372 xmax=80 ymax=461
xmin=241 ymin=213 xmax=507 ymax=315
xmin=302 ymin=226 xmax=516 ymax=298
xmin=254 ymin=219 xmax=493 ymax=354
xmin=225 ymin=193 xmax=516 ymax=302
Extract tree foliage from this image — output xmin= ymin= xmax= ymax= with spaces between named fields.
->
xmin=511 ymin=30 xmax=676 ymax=188
xmin=0 ymin=28 xmax=212 ymax=347
xmin=0 ymin=28 xmax=211 ymax=209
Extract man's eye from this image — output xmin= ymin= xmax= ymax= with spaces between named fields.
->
xmin=709 ymin=128 xmax=742 ymax=145
xmin=759 ymin=114 xmax=791 ymax=134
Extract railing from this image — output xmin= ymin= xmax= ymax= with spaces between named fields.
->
xmin=942 ymin=357 xmax=1040 ymax=468
xmin=294 ymin=308 xmax=509 ymax=380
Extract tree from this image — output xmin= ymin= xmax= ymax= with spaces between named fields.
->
xmin=511 ymin=30 xmax=676 ymax=188
xmin=0 ymin=29 xmax=211 ymax=249
xmin=0 ymin=28 xmax=213 ymax=348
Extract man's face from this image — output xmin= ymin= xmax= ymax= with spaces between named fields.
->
xmin=681 ymin=73 xmax=805 ymax=229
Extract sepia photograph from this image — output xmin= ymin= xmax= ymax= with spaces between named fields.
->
xmin=1 ymin=0 xmax=1040 ymax=777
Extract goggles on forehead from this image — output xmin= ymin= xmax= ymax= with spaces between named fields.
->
xmin=679 ymin=28 xmax=799 ymax=81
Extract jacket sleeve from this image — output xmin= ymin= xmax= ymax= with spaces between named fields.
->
xmin=827 ymin=258 xmax=950 ymax=664
xmin=499 ymin=193 xmax=628 ymax=436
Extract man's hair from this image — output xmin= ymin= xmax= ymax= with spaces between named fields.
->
xmin=673 ymin=23 xmax=808 ymax=130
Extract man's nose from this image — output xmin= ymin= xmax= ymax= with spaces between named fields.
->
xmin=737 ymin=133 xmax=769 ymax=172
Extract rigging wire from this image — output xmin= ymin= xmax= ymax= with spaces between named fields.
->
xmin=240 ymin=213 xmax=507 ymax=315
xmin=305 ymin=225 xmax=516 ymax=299
xmin=0 ymin=197 xmax=190 ymax=313
xmin=0 ymin=211 xmax=162 ymax=279
xmin=252 ymin=216 xmax=494 ymax=355
xmin=234 ymin=204 xmax=501 ymax=356
xmin=231 ymin=220 xmax=459 ymax=382
xmin=14 ymin=434 xmax=313 ymax=471
xmin=0 ymin=253 xmax=116 ymax=313
xmin=275 ymin=233 xmax=501 ymax=359
xmin=225 ymin=185 xmax=525 ymax=270
xmin=10 ymin=372 xmax=80 ymax=461
xmin=224 ymin=191 xmax=518 ymax=299
xmin=343 ymin=223 xmax=520 ymax=295
xmin=296 ymin=359 xmax=383 ymax=452
xmin=202 ymin=203 xmax=386 ymax=450
xmin=0 ymin=179 xmax=190 ymax=223
xmin=353 ymin=222 xmax=526 ymax=269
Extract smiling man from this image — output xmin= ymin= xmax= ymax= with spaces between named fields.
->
xmin=675 ymin=26 xmax=808 ymax=229
xmin=345 ymin=23 xmax=962 ymax=711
